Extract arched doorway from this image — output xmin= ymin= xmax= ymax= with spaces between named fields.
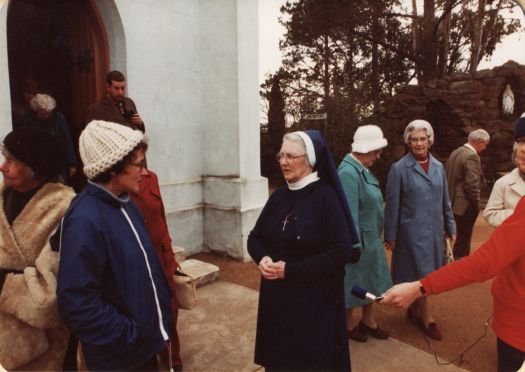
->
xmin=7 ymin=0 xmax=109 ymax=141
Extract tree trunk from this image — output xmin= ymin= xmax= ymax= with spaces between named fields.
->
xmin=470 ymin=0 xmax=486 ymax=73
xmin=438 ymin=12 xmax=451 ymax=76
xmin=420 ymin=0 xmax=438 ymax=80
xmin=371 ymin=0 xmax=381 ymax=110
xmin=411 ymin=0 xmax=422 ymax=82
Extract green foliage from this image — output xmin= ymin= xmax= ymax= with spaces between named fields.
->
xmin=260 ymin=0 xmax=523 ymax=187
xmin=261 ymin=73 xmax=286 ymax=185
xmin=275 ymin=0 xmax=412 ymax=161
xmin=444 ymin=0 xmax=521 ymax=72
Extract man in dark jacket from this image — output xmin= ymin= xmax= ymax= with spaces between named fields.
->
xmin=86 ymin=71 xmax=145 ymax=132
xmin=445 ymin=129 xmax=490 ymax=259
xmin=54 ymin=120 xmax=172 ymax=371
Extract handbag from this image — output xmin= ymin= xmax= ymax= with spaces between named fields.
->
xmin=173 ymin=270 xmax=197 ymax=310
xmin=444 ymin=237 xmax=455 ymax=265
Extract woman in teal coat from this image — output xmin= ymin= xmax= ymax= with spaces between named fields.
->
xmin=338 ymin=125 xmax=392 ymax=342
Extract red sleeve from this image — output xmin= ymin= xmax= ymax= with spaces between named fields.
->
xmin=132 ymin=171 xmax=178 ymax=277
xmin=422 ymin=197 xmax=525 ymax=294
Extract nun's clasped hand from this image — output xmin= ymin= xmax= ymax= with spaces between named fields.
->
xmin=258 ymin=256 xmax=286 ymax=280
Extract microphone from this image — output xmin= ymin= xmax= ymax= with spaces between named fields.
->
xmin=351 ymin=285 xmax=384 ymax=302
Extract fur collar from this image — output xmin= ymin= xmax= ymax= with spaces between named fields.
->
xmin=0 ymin=183 xmax=74 ymax=269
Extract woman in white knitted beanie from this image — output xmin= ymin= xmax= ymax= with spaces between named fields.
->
xmin=79 ymin=120 xmax=146 ymax=190
xmin=55 ymin=120 xmax=174 ymax=371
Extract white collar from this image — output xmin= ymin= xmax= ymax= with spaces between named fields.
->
xmin=350 ymin=153 xmax=370 ymax=172
xmin=464 ymin=143 xmax=477 ymax=153
xmin=287 ymin=171 xmax=320 ymax=190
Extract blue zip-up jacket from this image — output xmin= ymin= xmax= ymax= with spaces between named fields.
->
xmin=53 ymin=182 xmax=172 ymax=370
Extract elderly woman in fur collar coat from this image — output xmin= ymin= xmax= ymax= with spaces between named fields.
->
xmin=0 ymin=127 xmax=75 ymax=370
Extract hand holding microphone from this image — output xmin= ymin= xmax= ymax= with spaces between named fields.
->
xmin=351 ymin=285 xmax=384 ymax=302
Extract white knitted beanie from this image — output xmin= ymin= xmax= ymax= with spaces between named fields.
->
xmin=79 ymin=120 xmax=144 ymax=180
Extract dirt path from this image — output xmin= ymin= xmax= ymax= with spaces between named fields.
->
xmin=191 ymin=213 xmax=497 ymax=372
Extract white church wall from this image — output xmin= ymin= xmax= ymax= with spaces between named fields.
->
xmin=199 ymin=0 xmax=267 ymax=260
xmin=111 ymin=0 xmax=205 ymax=254
xmin=114 ymin=0 xmax=203 ymax=181
xmin=237 ymin=0 xmax=262 ymax=178
xmin=0 ymin=0 xmax=266 ymax=258
xmin=0 ymin=2 xmax=11 ymax=136
xmin=94 ymin=0 xmax=126 ymax=73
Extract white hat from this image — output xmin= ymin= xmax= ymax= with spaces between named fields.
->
xmin=79 ymin=120 xmax=144 ymax=180
xmin=351 ymin=125 xmax=388 ymax=153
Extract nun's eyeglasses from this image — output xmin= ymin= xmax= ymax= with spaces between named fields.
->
xmin=276 ymin=152 xmax=306 ymax=163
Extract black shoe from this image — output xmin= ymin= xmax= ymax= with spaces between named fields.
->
xmin=359 ymin=321 xmax=390 ymax=339
xmin=347 ymin=326 xmax=367 ymax=342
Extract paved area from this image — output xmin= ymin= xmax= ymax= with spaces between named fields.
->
xmin=178 ymin=281 xmax=466 ymax=371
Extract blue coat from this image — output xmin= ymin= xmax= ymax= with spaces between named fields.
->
xmin=384 ymin=153 xmax=456 ymax=283
xmin=248 ymin=180 xmax=352 ymax=371
xmin=338 ymin=155 xmax=392 ymax=307
xmin=53 ymin=182 xmax=172 ymax=371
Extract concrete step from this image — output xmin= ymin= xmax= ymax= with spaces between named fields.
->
xmin=179 ymin=258 xmax=219 ymax=288
xmin=172 ymin=245 xmax=186 ymax=263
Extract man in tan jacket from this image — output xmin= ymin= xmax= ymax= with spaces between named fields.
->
xmin=445 ymin=129 xmax=490 ymax=259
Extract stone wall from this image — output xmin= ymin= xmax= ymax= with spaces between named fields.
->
xmin=380 ymin=60 xmax=525 ymax=194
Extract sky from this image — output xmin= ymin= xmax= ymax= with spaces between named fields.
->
xmin=258 ymin=0 xmax=525 ymax=84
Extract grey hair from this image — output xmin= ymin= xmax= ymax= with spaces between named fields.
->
xmin=512 ymin=141 xmax=525 ymax=162
xmin=468 ymin=129 xmax=490 ymax=143
xmin=282 ymin=132 xmax=310 ymax=165
xmin=30 ymin=93 xmax=56 ymax=112
xmin=403 ymin=119 xmax=434 ymax=145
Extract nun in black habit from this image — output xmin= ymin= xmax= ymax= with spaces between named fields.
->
xmin=248 ymin=130 xmax=360 ymax=371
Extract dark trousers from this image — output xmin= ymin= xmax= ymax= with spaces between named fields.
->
xmin=453 ymin=204 xmax=479 ymax=259
xmin=130 ymin=356 xmax=159 ymax=371
xmin=497 ymin=338 xmax=525 ymax=372
xmin=62 ymin=335 xmax=78 ymax=371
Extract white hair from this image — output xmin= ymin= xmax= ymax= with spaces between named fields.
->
xmin=468 ymin=129 xmax=490 ymax=143
xmin=512 ymin=141 xmax=525 ymax=161
xmin=30 ymin=93 xmax=56 ymax=112
xmin=403 ymin=119 xmax=434 ymax=145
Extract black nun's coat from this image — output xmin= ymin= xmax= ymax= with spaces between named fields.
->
xmin=248 ymin=130 xmax=359 ymax=371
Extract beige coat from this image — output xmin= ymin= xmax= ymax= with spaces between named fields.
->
xmin=483 ymin=168 xmax=525 ymax=227
xmin=0 ymin=182 xmax=74 ymax=370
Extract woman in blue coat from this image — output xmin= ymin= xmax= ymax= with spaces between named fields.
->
xmin=338 ymin=125 xmax=392 ymax=343
xmin=384 ymin=119 xmax=456 ymax=341
xmin=248 ymin=130 xmax=360 ymax=371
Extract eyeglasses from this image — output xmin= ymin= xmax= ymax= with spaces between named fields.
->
xmin=129 ymin=160 xmax=146 ymax=171
xmin=276 ymin=152 xmax=306 ymax=163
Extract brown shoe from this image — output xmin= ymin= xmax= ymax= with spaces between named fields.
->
xmin=407 ymin=307 xmax=424 ymax=329
xmin=359 ymin=321 xmax=390 ymax=339
xmin=423 ymin=322 xmax=442 ymax=340
xmin=347 ymin=326 xmax=367 ymax=342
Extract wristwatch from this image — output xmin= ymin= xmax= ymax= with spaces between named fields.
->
xmin=418 ymin=281 xmax=427 ymax=296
